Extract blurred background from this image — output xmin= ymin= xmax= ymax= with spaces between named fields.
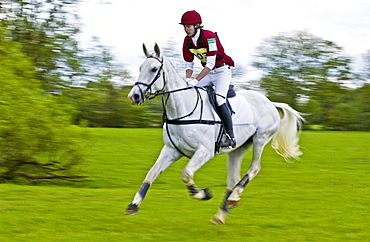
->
xmin=1 ymin=0 xmax=369 ymax=182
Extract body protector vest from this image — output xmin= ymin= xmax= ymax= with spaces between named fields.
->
xmin=182 ymin=29 xmax=234 ymax=68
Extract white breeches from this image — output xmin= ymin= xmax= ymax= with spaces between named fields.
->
xmin=196 ymin=65 xmax=231 ymax=105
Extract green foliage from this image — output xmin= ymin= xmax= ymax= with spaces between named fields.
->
xmin=252 ymin=30 xmax=370 ymax=130
xmin=300 ymin=83 xmax=370 ymax=130
xmin=0 ymin=129 xmax=369 ymax=240
xmin=1 ymin=0 xmax=156 ymax=128
xmin=1 ymin=0 xmax=84 ymax=90
xmin=62 ymin=84 xmax=163 ymax=128
xmin=253 ymin=30 xmax=353 ymax=108
xmin=0 ymin=27 xmax=86 ymax=183
xmin=2 ymin=0 xmax=368 ymax=131
xmin=335 ymin=84 xmax=370 ymax=130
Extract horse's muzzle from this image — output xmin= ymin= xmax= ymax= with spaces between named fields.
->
xmin=129 ymin=93 xmax=143 ymax=105
xmin=129 ymin=94 xmax=138 ymax=105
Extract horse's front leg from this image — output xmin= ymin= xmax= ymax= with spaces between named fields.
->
xmin=182 ymin=146 xmax=214 ymax=200
xmin=125 ymin=145 xmax=182 ymax=215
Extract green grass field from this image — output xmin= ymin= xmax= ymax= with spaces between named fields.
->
xmin=1 ymin=129 xmax=369 ymax=241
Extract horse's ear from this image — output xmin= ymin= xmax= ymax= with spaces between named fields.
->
xmin=143 ymin=43 xmax=150 ymax=57
xmin=154 ymin=43 xmax=161 ymax=57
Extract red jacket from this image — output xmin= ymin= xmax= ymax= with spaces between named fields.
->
xmin=182 ymin=29 xmax=234 ymax=68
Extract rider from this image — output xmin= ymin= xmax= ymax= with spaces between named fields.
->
xmin=180 ymin=10 xmax=236 ymax=148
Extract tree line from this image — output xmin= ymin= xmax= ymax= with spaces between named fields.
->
xmin=251 ymin=30 xmax=370 ymax=131
xmin=1 ymin=0 xmax=369 ymax=182
xmin=60 ymin=30 xmax=370 ymax=131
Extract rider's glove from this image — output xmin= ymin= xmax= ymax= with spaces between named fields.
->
xmin=186 ymin=78 xmax=198 ymax=87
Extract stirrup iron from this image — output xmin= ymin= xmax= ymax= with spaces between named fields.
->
xmin=220 ymin=133 xmax=236 ymax=148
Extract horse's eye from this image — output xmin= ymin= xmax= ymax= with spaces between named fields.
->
xmin=151 ymin=67 xmax=158 ymax=72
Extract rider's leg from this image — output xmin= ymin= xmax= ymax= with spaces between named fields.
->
xmin=214 ymin=66 xmax=235 ymax=148
xmin=217 ymin=101 xmax=236 ymax=148
xmin=196 ymin=66 xmax=235 ymax=148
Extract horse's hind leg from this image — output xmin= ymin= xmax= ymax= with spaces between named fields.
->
xmin=182 ymin=146 xmax=214 ymax=200
xmin=212 ymin=132 xmax=275 ymax=224
xmin=227 ymin=140 xmax=253 ymax=208
xmin=125 ymin=145 xmax=182 ymax=215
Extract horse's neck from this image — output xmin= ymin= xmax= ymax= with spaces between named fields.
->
xmin=163 ymin=60 xmax=199 ymax=120
xmin=163 ymin=60 xmax=187 ymax=92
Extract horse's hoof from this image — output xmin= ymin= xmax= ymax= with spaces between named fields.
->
xmin=211 ymin=208 xmax=228 ymax=225
xmin=202 ymin=188 xmax=213 ymax=200
xmin=210 ymin=217 xmax=225 ymax=225
xmin=124 ymin=209 xmax=137 ymax=215
xmin=124 ymin=203 xmax=138 ymax=215
xmin=227 ymin=200 xmax=240 ymax=209
xmin=191 ymin=188 xmax=213 ymax=200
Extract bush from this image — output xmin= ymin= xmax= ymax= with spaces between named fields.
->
xmin=0 ymin=28 xmax=86 ymax=183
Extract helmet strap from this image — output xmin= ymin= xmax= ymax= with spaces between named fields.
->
xmin=191 ymin=25 xmax=199 ymax=37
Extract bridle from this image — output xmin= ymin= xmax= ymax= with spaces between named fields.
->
xmin=133 ymin=55 xmax=225 ymax=124
xmin=133 ymin=56 xmax=223 ymax=158
xmin=134 ymin=56 xmax=196 ymax=100
xmin=133 ymin=56 xmax=166 ymax=101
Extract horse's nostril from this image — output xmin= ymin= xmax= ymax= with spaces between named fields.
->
xmin=130 ymin=94 xmax=142 ymax=104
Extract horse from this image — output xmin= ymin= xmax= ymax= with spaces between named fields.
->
xmin=125 ymin=43 xmax=304 ymax=224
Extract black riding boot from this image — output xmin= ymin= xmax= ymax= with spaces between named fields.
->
xmin=218 ymin=103 xmax=236 ymax=148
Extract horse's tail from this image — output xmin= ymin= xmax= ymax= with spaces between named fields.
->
xmin=271 ymin=102 xmax=305 ymax=161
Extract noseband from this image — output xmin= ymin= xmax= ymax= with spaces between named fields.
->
xmin=134 ymin=56 xmax=166 ymax=100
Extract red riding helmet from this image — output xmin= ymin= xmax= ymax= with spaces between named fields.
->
xmin=180 ymin=10 xmax=202 ymax=25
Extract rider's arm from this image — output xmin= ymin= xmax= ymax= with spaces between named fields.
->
xmin=185 ymin=61 xmax=194 ymax=79
xmin=195 ymin=67 xmax=211 ymax=81
xmin=195 ymin=55 xmax=215 ymax=81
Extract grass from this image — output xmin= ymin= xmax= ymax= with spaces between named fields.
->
xmin=0 ymin=129 xmax=369 ymax=241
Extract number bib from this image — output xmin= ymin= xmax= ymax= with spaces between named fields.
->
xmin=189 ymin=47 xmax=208 ymax=64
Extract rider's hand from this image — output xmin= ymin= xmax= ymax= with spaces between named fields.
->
xmin=186 ymin=78 xmax=198 ymax=87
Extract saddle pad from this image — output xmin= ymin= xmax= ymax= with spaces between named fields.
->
xmin=212 ymin=93 xmax=254 ymax=125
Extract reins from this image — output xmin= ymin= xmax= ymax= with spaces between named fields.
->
xmin=134 ymin=55 xmax=206 ymax=123
xmin=134 ymin=56 xmax=222 ymax=158
xmin=148 ymin=86 xmax=193 ymax=100
xmin=162 ymin=87 xmax=203 ymax=121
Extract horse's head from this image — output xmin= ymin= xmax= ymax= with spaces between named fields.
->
xmin=128 ymin=43 xmax=166 ymax=105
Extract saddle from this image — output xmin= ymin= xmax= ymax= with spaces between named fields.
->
xmin=205 ymin=85 xmax=236 ymax=116
xmin=165 ymin=84 xmax=252 ymax=155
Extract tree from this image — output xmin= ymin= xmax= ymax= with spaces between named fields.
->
xmin=1 ymin=0 xmax=84 ymax=90
xmin=339 ymin=84 xmax=370 ymax=130
xmin=362 ymin=50 xmax=370 ymax=81
xmin=72 ymin=81 xmax=130 ymax=127
xmin=78 ymin=36 xmax=131 ymax=87
xmin=0 ymin=28 xmax=86 ymax=183
xmin=252 ymin=30 xmax=353 ymax=109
